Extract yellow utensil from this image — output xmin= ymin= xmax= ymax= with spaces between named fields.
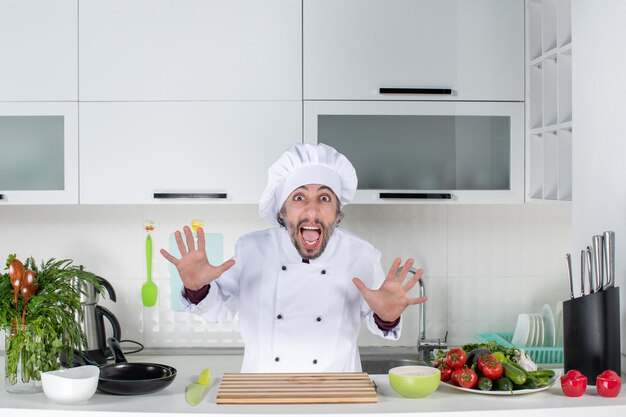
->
xmin=185 ymin=368 xmax=211 ymax=406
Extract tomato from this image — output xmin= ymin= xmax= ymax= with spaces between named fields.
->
xmin=451 ymin=368 xmax=464 ymax=386
xmin=438 ymin=364 xmax=452 ymax=382
xmin=456 ymin=368 xmax=479 ymax=389
xmin=445 ymin=348 xmax=467 ymax=369
xmin=596 ymin=370 xmax=622 ymax=398
xmin=477 ymin=354 xmax=503 ymax=380
xmin=476 ymin=354 xmax=493 ymax=369
xmin=560 ymin=369 xmax=587 ymax=397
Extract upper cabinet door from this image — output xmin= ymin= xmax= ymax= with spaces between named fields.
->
xmin=304 ymin=0 xmax=524 ymax=101
xmin=79 ymin=101 xmax=301 ymax=204
xmin=0 ymin=0 xmax=78 ymax=101
xmin=0 ymin=102 xmax=79 ymax=204
xmin=79 ymin=0 xmax=302 ymax=101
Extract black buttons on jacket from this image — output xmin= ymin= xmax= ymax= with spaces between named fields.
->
xmin=277 ymin=314 xmax=283 ymax=320
xmin=281 ymin=265 xmax=287 ymax=271
xmin=275 ymin=357 xmax=280 ymax=362
xmin=316 ymin=316 xmax=322 ymax=322
xmin=313 ymin=359 xmax=318 ymax=365
xmin=321 ymin=269 xmax=326 ymax=275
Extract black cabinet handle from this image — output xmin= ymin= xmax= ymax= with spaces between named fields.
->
xmin=379 ymin=88 xmax=453 ymax=95
xmin=379 ymin=192 xmax=452 ymax=200
xmin=153 ymin=192 xmax=228 ymax=199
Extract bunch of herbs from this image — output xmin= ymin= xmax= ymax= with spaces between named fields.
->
xmin=1 ymin=256 xmax=103 ymax=383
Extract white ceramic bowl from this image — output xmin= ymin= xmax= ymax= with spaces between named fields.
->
xmin=41 ymin=365 xmax=100 ymax=404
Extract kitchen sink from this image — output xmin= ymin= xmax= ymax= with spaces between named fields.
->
xmin=359 ymin=348 xmax=431 ymax=375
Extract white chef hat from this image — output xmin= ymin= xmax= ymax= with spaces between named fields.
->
xmin=258 ymin=143 xmax=358 ymax=223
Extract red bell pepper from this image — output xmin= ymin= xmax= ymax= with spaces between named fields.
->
xmin=561 ymin=369 xmax=587 ymax=397
xmin=596 ymin=370 xmax=622 ymax=398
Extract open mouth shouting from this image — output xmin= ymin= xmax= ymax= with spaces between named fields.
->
xmin=287 ymin=220 xmax=333 ymax=260
xmin=300 ymin=223 xmax=322 ymax=250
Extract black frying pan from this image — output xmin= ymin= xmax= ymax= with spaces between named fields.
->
xmin=98 ymin=337 xmax=177 ymax=395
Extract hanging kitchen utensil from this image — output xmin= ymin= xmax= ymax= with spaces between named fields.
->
xmin=141 ymin=220 xmax=158 ymax=307
xmin=603 ymin=231 xmax=615 ymax=290
xmin=98 ymin=337 xmax=177 ymax=395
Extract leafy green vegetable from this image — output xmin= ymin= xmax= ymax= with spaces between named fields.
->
xmin=434 ymin=341 xmax=521 ymax=366
xmin=1 ymin=256 xmax=103 ymax=383
xmin=460 ymin=341 xmax=521 ymax=363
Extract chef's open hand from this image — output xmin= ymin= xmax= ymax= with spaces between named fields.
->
xmin=160 ymin=226 xmax=235 ymax=291
xmin=352 ymin=258 xmax=427 ymax=323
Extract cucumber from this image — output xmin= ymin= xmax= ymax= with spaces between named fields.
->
xmin=502 ymin=362 xmax=527 ymax=386
xmin=477 ymin=376 xmax=493 ymax=391
xmin=495 ymin=377 xmax=514 ymax=392
xmin=529 ymin=369 xmax=555 ymax=379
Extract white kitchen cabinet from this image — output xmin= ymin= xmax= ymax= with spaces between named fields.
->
xmin=304 ymin=101 xmax=524 ymax=204
xmin=79 ymin=101 xmax=301 ymax=204
xmin=526 ymin=0 xmax=572 ymax=203
xmin=304 ymin=0 xmax=524 ymax=101
xmin=79 ymin=0 xmax=301 ymax=101
xmin=0 ymin=0 xmax=78 ymax=101
xmin=0 ymin=102 xmax=79 ymax=204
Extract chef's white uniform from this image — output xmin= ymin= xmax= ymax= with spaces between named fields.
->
xmin=181 ymin=227 xmax=402 ymax=372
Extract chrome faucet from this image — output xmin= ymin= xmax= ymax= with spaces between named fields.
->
xmin=408 ymin=267 xmax=448 ymax=362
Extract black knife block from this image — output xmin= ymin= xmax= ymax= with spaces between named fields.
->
xmin=563 ymin=286 xmax=621 ymax=385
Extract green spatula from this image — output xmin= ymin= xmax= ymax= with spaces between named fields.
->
xmin=185 ymin=368 xmax=211 ymax=406
xmin=141 ymin=222 xmax=158 ymax=307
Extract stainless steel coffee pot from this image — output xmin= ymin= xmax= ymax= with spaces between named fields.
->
xmin=78 ymin=276 xmax=122 ymax=364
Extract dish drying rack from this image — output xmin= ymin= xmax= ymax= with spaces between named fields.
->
xmin=476 ymin=332 xmax=564 ymax=365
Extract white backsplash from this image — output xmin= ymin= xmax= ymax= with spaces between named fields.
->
xmin=0 ymin=204 xmax=570 ymax=349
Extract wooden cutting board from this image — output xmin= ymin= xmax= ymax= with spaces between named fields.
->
xmin=216 ymin=372 xmax=378 ymax=404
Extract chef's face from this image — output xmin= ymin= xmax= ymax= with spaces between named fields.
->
xmin=278 ymin=184 xmax=342 ymax=260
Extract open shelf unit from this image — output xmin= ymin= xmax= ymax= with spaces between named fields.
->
xmin=526 ymin=0 xmax=572 ymax=204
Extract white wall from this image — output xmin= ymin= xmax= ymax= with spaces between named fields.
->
xmin=572 ymin=1 xmax=626 ymax=366
xmin=0 ymin=203 xmax=570 ymax=349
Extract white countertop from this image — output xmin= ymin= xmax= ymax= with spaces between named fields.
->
xmin=1 ymin=353 xmax=625 ymax=417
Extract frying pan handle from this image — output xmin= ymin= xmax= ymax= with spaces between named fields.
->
xmin=107 ymin=337 xmax=129 ymax=364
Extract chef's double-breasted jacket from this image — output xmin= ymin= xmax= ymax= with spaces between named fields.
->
xmin=181 ymin=227 xmax=402 ymax=372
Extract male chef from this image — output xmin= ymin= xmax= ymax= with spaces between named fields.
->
xmin=161 ymin=143 xmax=427 ymax=372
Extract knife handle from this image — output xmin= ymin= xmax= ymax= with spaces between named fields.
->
xmin=603 ymin=231 xmax=615 ymax=289
xmin=592 ymin=235 xmax=604 ymax=292
xmin=586 ymin=247 xmax=594 ymax=294
xmin=580 ymin=250 xmax=586 ymax=296
xmin=566 ymin=253 xmax=574 ymax=299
